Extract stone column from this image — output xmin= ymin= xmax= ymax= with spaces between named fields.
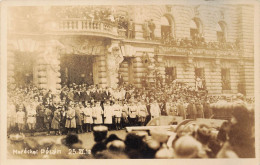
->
xmin=38 ymin=40 xmax=64 ymax=93
xmin=106 ymin=40 xmax=124 ymax=88
xmin=97 ymin=55 xmax=108 ymax=88
xmin=132 ymin=55 xmax=145 ymax=88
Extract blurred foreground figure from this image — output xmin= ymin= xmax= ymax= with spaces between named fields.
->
xmin=91 ymin=125 xmax=108 ymax=157
xmin=217 ymin=103 xmax=255 ymax=158
xmin=173 ymin=135 xmax=207 ymax=158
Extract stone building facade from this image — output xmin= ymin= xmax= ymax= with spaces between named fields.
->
xmin=7 ymin=4 xmax=254 ymax=96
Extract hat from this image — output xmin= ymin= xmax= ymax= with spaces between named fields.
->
xmin=107 ymin=140 xmax=125 ymax=152
xmin=93 ymin=125 xmax=108 ymax=132
xmin=173 ymin=135 xmax=203 ymax=158
xmin=61 ymin=133 xmax=82 ymax=148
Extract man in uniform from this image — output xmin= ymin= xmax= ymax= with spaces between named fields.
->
xmin=137 ymin=100 xmax=148 ymax=126
xmin=128 ymin=100 xmax=138 ymax=126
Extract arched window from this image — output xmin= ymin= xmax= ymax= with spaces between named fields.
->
xmin=190 ymin=18 xmax=202 ymax=40
xmin=217 ymin=22 xmax=226 ymax=42
xmin=160 ymin=16 xmax=173 ymax=40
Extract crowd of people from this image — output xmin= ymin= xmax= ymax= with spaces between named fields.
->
xmin=7 ymin=79 xmax=254 ymax=138
xmin=162 ymin=33 xmax=239 ymax=51
xmin=9 ymin=101 xmax=255 ymax=159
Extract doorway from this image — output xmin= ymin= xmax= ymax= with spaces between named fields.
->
xmin=13 ymin=52 xmax=36 ymax=88
xmin=60 ymin=54 xmax=95 ymax=86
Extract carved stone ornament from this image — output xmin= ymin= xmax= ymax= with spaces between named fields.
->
xmin=60 ymin=37 xmax=106 ymax=55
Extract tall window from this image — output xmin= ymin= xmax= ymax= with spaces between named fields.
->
xmin=216 ymin=22 xmax=226 ymax=42
xmin=195 ymin=68 xmax=205 ymax=90
xmin=190 ymin=18 xmax=202 ymax=40
xmin=165 ymin=67 xmax=177 ymax=84
xmin=221 ymin=68 xmax=231 ymax=90
xmin=160 ymin=16 xmax=172 ymax=40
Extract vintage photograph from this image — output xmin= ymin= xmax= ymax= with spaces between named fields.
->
xmin=1 ymin=0 xmax=258 ymax=161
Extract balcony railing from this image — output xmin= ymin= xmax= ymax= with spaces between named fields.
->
xmin=156 ymin=45 xmax=239 ymax=57
xmin=51 ymin=19 xmax=119 ymax=36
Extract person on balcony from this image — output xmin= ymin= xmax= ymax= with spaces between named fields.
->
xmin=148 ymin=19 xmax=156 ymax=40
xmin=143 ymin=20 xmax=151 ymax=40
xmin=127 ymin=19 xmax=135 ymax=39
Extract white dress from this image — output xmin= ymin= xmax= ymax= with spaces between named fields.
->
xmin=138 ymin=105 xmax=148 ymax=117
xmin=104 ymin=106 xmax=114 ymax=124
xmin=113 ymin=104 xmax=122 ymax=118
xmin=93 ymin=106 xmax=103 ymax=124
xmin=83 ymin=107 xmax=93 ymax=124
xmin=27 ymin=108 xmax=37 ymax=124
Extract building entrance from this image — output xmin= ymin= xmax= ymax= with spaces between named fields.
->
xmin=60 ymin=54 xmax=95 ymax=87
xmin=13 ymin=52 xmax=36 ymax=88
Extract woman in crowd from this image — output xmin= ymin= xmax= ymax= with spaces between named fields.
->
xmin=65 ymin=101 xmax=76 ymax=134
xmin=51 ymin=107 xmax=61 ymax=135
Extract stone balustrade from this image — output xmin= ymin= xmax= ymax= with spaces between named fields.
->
xmin=55 ymin=19 xmax=118 ymax=36
xmin=156 ymin=45 xmax=240 ymax=58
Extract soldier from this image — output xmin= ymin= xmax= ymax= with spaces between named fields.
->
xmin=44 ymin=105 xmax=53 ymax=135
xmin=137 ymin=100 xmax=148 ymax=126
xmin=83 ymin=101 xmax=93 ymax=132
xmin=113 ymin=100 xmax=122 ymax=130
xmin=93 ymin=101 xmax=103 ymax=126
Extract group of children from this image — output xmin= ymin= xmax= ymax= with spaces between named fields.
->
xmin=8 ymin=98 xmax=153 ymax=136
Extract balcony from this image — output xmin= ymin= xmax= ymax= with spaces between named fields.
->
xmin=9 ymin=18 xmax=125 ymax=39
xmin=156 ymin=45 xmax=239 ymax=58
xmin=45 ymin=19 xmax=129 ymax=39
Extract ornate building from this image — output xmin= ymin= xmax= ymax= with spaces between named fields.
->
xmin=7 ymin=5 xmax=254 ymax=96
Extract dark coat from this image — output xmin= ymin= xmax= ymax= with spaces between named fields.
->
xmin=187 ymin=103 xmax=197 ymax=119
xmin=75 ymin=108 xmax=83 ymax=126
xmin=51 ymin=110 xmax=61 ymax=129
xmin=203 ymin=102 xmax=212 ymax=118
xmin=74 ymin=91 xmax=82 ymax=102
xmin=44 ymin=108 xmax=53 ymax=123
xmin=102 ymin=91 xmax=111 ymax=101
